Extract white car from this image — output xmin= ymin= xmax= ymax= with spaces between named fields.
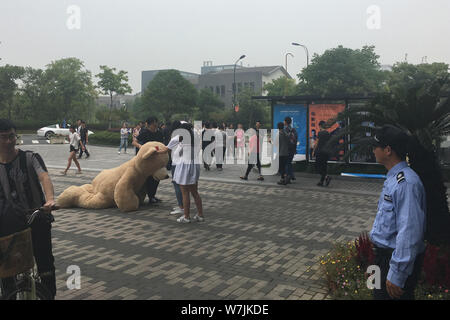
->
xmin=37 ymin=124 xmax=94 ymax=139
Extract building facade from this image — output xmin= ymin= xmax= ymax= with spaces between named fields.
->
xmin=141 ymin=69 xmax=199 ymax=94
xmin=198 ymin=65 xmax=292 ymax=108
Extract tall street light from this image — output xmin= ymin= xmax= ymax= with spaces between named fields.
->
xmin=233 ymin=55 xmax=246 ymax=108
xmin=292 ymin=42 xmax=309 ymax=67
xmin=285 ymin=52 xmax=294 ymax=73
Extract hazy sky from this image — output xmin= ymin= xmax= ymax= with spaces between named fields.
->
xmin=1 ymin=0 xmax=449 ymax=94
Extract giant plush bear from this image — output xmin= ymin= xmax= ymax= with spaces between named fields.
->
xmin=57 ymin=141 xmax=169 ymax=212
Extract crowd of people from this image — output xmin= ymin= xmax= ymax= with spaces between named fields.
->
xmin=0 ymin=116 xmax=448 ymax=300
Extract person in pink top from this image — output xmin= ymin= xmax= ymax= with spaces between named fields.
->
xmin=240 ymin=121 xmax=264 ymax=181
xmin=235 ymin=123 xmax=245 ymax=159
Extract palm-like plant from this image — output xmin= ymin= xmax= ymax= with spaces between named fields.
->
xmin=333 ymin=62 xmax=450 ymax=245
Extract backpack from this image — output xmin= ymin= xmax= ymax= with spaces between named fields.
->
xmin=0 ymin=151 xmax=44 ymax=207
xmin=287 ymin=127 xmax=297 ymax=150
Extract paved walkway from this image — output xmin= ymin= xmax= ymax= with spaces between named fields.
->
xmin=16 ymin=144 xmax=390 ymax=300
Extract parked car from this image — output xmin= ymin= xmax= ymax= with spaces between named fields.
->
xmin=37 ymin=124 xmax=94 ymax=139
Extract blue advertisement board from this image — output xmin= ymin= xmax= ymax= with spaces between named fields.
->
xmin=273 ymin=104 xmax=307 ymax=161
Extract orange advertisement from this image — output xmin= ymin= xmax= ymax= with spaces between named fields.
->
xmin=309 ymin=104 xmax=346 ymax=160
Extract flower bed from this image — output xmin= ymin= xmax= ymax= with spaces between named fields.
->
xmin=320 ymin=232 xmax=450 ymax=300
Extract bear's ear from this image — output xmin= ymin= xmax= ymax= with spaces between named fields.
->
xmin=142 ymin=146 xmax=168 ymax=159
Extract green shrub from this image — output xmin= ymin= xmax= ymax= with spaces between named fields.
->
xmin=88 ymin=131 xmax=133 ymax=146
xmin=320 ymin=233 xmax=450 ymax=300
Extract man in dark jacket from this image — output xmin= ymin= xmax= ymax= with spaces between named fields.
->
xmin=133 ymin=117 xmax=164 ymax=204
xmin=0 ymin=118 xmax=57 ymax=299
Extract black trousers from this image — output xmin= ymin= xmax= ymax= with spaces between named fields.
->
xmin=79 ymin=139 xmax=90 ymax=157
xmin=373 ymin=247 xmax=424 ymax=300
xmin=315 ymin=152 xmax=329 ymax=183
xmin=245 ymin=153 xmax=261 ymax=176
xmin=216 ymin=146 xmax=226 ymax=168
xmin=1 ymin=219 xmax=56 ymax=299
xmin=279 ymin=155 xmax=288 ymax=178
xmin=145 ymin=176 xmax=160 ymax=199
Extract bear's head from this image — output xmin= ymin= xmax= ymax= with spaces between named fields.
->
xmin=136 ymin=141 xmax=169 ymax=180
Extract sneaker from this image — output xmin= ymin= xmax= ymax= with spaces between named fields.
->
xmin=152 ymin=197 xmax=162 ymax=203
xmin=177 ymin=216 xmax=191 ymax=223
xmin=257 ymin=176 xmax=264 ymax=181
xmin=170 ymin=208 xmax=184 ymax=215
xmin=192 ymin=214 xmax=205 ymax=222
xmin=240 ymin=176 xmax=248 ymax=180
xmin=277 ymin=180 xmax=287 ymax=185
xmin=325 ymin=176 xmax=332 ymax=187
xmin=118 ymin=151 xmax=121 ymax=154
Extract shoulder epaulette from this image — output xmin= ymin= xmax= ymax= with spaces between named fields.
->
xmin=397 ymin=172 xmax=405 ymax=183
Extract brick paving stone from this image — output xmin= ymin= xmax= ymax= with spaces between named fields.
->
xmin=33 ymin=158 xmax=391 ymax=300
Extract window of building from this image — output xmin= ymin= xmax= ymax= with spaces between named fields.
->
xmin=250 ymin=82 xmax=255 ymax=92
xmin=216 ymin=86 xmax=220 ymax=95
xmin=221 ymin=85 xmax=225 ymax=96
xmin=209 ymin=87 xmax=214 ymax=93
xmin=237 ymin=83 xmax=242 ymax=93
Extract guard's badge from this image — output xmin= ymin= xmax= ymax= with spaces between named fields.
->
xmin=384 ymin=194 xmax=393 ymax=202
xmin=397 ymin=172 xmax=405 ymax=183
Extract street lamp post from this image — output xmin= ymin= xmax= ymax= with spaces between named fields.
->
xmin=233 ymin=55 xmax=246 ymax=109
xmin=292 ymin=42 xmax=309 ymax=67
xmin=285 ymin=52 xmax=294 ymax=73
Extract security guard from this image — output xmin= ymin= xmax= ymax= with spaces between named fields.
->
xmin=368 ymin=125 xmax=426 ymax=300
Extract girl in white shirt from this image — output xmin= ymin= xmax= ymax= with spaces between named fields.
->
xmin=62 ymin=125 xmax=84 ymax=175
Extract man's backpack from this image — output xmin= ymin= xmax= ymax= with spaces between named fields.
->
xmin=287 ymin=127 xmax=298 ymax=150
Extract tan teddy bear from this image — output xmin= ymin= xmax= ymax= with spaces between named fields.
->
xmin=57 ymin=141 xmax=169 ymax=212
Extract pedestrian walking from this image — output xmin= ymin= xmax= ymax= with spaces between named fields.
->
xmin=284 ymin=117 xmax=298 ymax=182
xmin=173 ymin=123 xmax=204 ymax=223
xmin=240 ymin=121 xmax=264 ymax=181
xmin=274 ymin=122 xmax=290 ymax=185
xmin=213 ymin=123 xmax=226 ymax=171
xmin=235 ymin=123 xmax=245 ymax=160
xmin=226 ymin=123 xmax=235 ymax=159
xmin=367 ymin=125 xmax=427 ymax=300
xmin=62 ymin=125 xmax=84 ymax=175
xmin=313 ymin=121 xmax=332 ymax=187
xmin=118 ymin=122 xmax=131 ymax=154
xmin=78 ymin=120 xmax=90 ymax=159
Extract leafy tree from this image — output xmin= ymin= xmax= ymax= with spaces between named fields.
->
xmin=263 ymin=77 xmax=297 ymax=96
xmin=142 ymin=70 xmax=198 ymax=122
xmin=45 ymin=58 xmax=97 ymax=122
xmin=96 ymin=65 xmax=132 ymax=129
xmin=19 ymin=67 xmax=53 ymax=121
xmin=297 ymin=45 xmax=386 ymax=96
xmin=334 ymin=62 xmax=450 ymax=245
xmin=234 ymin=88 xmax=270 ymax=128
xmin=0 ymin=65 xmax=25 ymax=119
xmin=194 ymin=88 xmax=224 ymax=121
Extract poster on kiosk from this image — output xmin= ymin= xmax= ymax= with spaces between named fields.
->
xmin=273 ymin=104 xmax=307 ymax=161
